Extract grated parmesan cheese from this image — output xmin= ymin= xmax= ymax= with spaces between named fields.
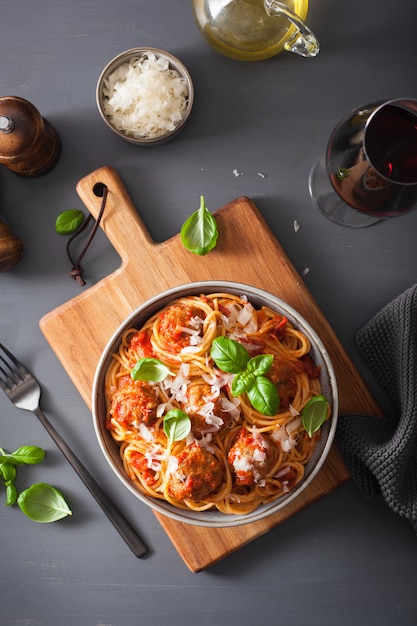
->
xmin=102 ymin=51 xmax=189 ymax=139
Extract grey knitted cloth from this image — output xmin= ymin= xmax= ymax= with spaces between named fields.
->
xmin=336 ymin=284 xmax=417 ymax=531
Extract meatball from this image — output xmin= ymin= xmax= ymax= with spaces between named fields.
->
xmin=157 ymin=304 xmax=203 ymax=353
xmin=267 ymin=357 xmax=301 ymax=408
xmin=109 ymin=375 xmax=159 ymax=428
xmin=300 ymin=353 xmax=321 ymax=379
xmin=228 ymin=427 xmax=278 ymax=486
xmin=129 ymin=330 xmax=155 ymax=359
xmin=181 ymin=382 xmax=227 ymax=437
xmin=167 ymin=444 xmax=224 ymax=501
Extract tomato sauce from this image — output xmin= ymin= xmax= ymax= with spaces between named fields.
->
xmin=130 ymin=330 xmax=155 ymax=359
xmin=130 ymin=451 xmax=157 ymax=486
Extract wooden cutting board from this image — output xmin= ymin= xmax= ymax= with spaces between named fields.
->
xmin=40 ymin=166 xmax=380 ymax=572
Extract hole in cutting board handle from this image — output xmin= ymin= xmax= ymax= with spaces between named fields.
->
xmin=93 ymin=182 xmax=106 ymax=197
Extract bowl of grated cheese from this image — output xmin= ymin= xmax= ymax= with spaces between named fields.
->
xmin=96 ymin=47 xmax=194 ymax=145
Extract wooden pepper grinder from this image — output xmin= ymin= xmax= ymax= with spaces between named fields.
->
xmin=0 ymin=95 xmax=61 ymax=176
xmin=0 ymin=219 xmax=23 ymax=271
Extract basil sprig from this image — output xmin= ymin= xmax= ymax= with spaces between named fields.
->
xmin=0 ymin=445 xmax=46 ymax=506
xmin=0 ymin=445 xmax=72 ymax=522
xmin=302 ymin=395 xmax=328 ymax=437
xmin=180 ymin=195 xmax=218 ymax=256
xmin=210 ymin=336 xmax=279 ymax=416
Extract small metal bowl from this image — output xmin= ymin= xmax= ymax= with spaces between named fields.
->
xmin=96 ymin=47 xmax=194 ymax=146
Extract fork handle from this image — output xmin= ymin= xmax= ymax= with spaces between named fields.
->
xmin=34 ymin=407 xmax=148 ymax=558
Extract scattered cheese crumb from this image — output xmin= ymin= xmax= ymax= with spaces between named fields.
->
xmin=302 ymin=267 xmax=310 ymax=276
xmin=233 ymin=169 xmax=243 ymax=177
xmin=257 ymin=172 xmax=266 ymax=178
xmin=293 ymin=219 xmax=300 ymax=232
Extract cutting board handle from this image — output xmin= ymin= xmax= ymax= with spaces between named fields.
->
xmin=76 ymin=166 xmax=156 ymax=265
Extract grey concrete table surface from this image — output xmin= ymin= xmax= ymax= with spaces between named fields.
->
xmin=1 ymin=1 xmax=417 ymax=625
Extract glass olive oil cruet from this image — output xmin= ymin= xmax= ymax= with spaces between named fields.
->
xmin=192 ymin=0 xmax=319 ymax=61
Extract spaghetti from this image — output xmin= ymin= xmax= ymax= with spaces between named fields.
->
xmin=104 ymin=292 xmax=330 ymax=515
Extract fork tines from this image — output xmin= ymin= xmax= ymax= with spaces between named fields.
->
xmin=0 ymin=343 xmax=28 ymax=389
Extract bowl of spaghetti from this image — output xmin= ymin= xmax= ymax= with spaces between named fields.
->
xmin=92 ymin=281 xmax=338 ymax=527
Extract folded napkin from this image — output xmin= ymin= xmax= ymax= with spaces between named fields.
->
xmin=336 ymin=284 xmax=417 ymax=531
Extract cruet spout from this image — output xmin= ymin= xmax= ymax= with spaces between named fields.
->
xmin=264 ymin=0 xmax=320 ymax=58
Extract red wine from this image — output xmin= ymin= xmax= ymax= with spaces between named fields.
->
xmin=365 ymin=105 xmax=417 ymax=184
xmin=328 ymin=102 xmax=417 ymax=217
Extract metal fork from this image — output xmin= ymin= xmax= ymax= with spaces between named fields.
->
xmin=0 ymin=343 xmax=148 ymax=558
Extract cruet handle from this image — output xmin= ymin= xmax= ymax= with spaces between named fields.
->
xmin=264 ymin=0 xmax=320 ymax=58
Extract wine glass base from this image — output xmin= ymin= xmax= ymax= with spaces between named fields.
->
xmin=308 ymin=156 xmax=381 ymax=228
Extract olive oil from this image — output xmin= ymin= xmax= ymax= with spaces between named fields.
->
xmin=192 ymin=0 xmax=309 ymax=61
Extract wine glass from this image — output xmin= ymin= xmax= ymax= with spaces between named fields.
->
xmin=308 ymin=98 xmax=417 ymax=227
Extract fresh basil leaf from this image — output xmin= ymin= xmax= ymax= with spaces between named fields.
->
xmin=163 ymin=409 xmax=191 ymax=444
xmin=131 ymin=358 xmax=171 ymax=382
xmin=55 ymin=209 xmax=84 ymax=234
xmin=17 ymin=483 xmax=72 ymax=523
xmin=1 ymin=460 xmax=18 ymax=505
xmin=11 ymin=445 xmax=46 ymax=465
xmin=5 ymin=482 xmax=17 ymax=506
xmin=180 ymin=195 xmax=218 ymax=256
xmin=247 ymin=376 xmax=280 ymax=416
xmin=210 ymin=336 xmax=250 ymax=373
xmin=0 ymin=445 xmax=46 ymax=465
xmin=0 ymin=462 xmax=16 ymax=482
xmin=231 ymin=370 xmax=255 ymax=396
xmin=246 ymin=354 xmax=274 ymax=377
xmin=302 ymin=395 xmax=328 ymax=437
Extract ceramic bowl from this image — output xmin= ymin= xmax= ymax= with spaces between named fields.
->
xmin=92 ymin=281 xmax=338 ymax=527
xmin=96 ymin=47 xmax=194 ymax=145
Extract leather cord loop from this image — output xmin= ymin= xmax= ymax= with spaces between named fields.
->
xmin=66 ymin=183 xmax=108 ymax=286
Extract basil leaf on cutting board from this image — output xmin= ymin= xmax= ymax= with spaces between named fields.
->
xmin=180 ymin=195 xmax=218 ymax=256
